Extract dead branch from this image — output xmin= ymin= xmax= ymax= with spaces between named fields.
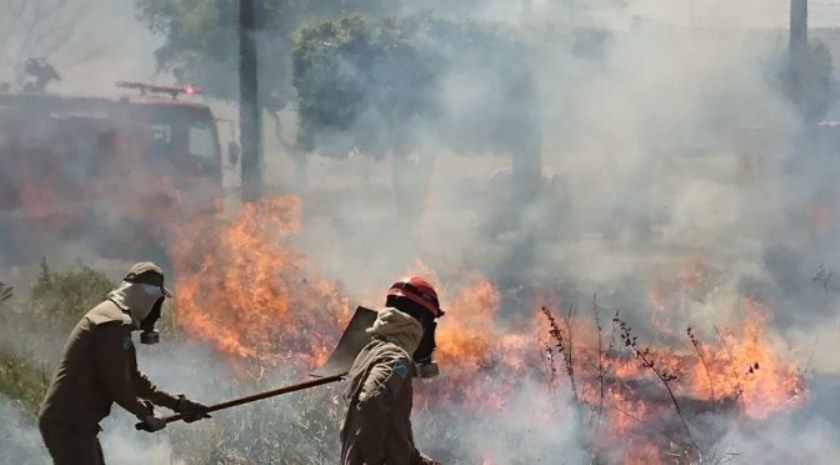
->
xmin=32 ymin=2 xmax=87 ymax=60
xmin=713 ymin=325 xmax=746 ymax=412
xmin=564 ymin=300 xmax=580 ymax=406
xmin=544 ymin=342 xmax=558 ymax=393
xmin=0 ymin=0 xmax=93 ymax=79
xmin=802 ymin=337 xmax=818 ymax=378
xmin=613 ymin=314 xmax=699 ymax=453
xmin=687 ymin=327 xmax=715 ymax=401
xmin=541 ymin=305 xmax=580 ymax=408
xmin=592 ymin=294 xmax=606 ymax=435
xmin=61 ymin=47 xmax=105 ymax=69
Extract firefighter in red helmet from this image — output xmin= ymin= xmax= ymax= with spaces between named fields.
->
xmin=340 ymin=277 xmax=444 ymax=465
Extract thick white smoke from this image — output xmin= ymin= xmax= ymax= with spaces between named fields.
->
xmin=4 ymin=1 xmax=840 ymax=464
xmin=0 ymin=394 xmax=48 ymax=465
xmin=279 ymin=1 xmax=840 ymax=462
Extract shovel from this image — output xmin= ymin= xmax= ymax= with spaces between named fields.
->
xmin=135 ymin=306 xmax=377 ymax=430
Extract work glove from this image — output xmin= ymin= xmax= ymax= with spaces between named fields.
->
xmin=135 ymin=400 xmax=165 ymax=432
xmin=137 ymin=415 xmax=167 ymax=433
xmin=175 ymin=395 xmax=210 ymax=423
xmin=419 ymin=454 xmax=442 ymax=465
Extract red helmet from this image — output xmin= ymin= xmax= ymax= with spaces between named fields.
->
xmin=387 ymin=276 xmax=444 ymax=317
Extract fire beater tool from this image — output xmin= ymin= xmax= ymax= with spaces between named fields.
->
xmin=135 ymin=306 xmax=377 ymax=430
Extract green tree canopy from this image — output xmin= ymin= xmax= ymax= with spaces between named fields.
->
xmin=134 ymin=0 xmax=401 ymax=111
xmin=292 ymin=14 xmax=541 ymax=162
xmin=292 ymin=15 xmax=441 ymax=158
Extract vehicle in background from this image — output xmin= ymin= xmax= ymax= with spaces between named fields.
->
xmin=0 ymin=81 xmax=237 ymax=266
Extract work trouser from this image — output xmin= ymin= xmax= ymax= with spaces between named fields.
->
xmin=39 ymin=419 xmax=105 ymax=465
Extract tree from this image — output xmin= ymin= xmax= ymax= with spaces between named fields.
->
xmin=137 ymin=3 xmax=544 ymax=210
xmin=0 ymin=0 xmax=97 ymax=85
xmin=292 ymin=15 xmax=440 ymax=159
xmin=800 ymin=40 xmax=833 ymax=122
xmin=134 ymin=0 xmax=409 ymax=196
xmin=134 ymin=0 xmax=402 ymax=113
xmin=784 ymin=38 xmax=834 ymax=123
xmin=292 ymin=14 xmax=542 ymax=212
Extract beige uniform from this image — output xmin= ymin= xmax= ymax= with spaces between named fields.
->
xmin=38 ymin=300 xmax=178 ymax=465
xmin=340 ymin=338 xmax=435 ymax=465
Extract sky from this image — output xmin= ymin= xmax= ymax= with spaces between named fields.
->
xmin=51 ymin=0 xmax=840 ymax=95
xmin=628 ymin=0 xmax=840 ymax=28
xmin=523 ymin=0 xmax=840 ymax=29
xmin=51 ymin=2 xmax=161 ymax=93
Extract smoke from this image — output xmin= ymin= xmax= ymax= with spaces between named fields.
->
xmin=0 ymin=394 xmax=48 ymax=465
xmin=262 ymin=2 xmax=840 ymax=383
xmin=714 ymin=374 xmax=840 ymax=463
xmin=415 ymin=379 xmax=589 ymax=464
xmin=717 ymin=416 xmax=840 ymax=465
xmin=520 ymin=21 xmax=796 ymax=314
xmin=4 ymin=0 xmax=840 ymax=464
xmin=277 ymin=1 xmax=840 ymax=462
xmin=0 ymin=1 xmax=161 ymax=91
xmin=284 ymin=0 xmax=804 ymax=330
xmin=0 ymin=1 xmax=164 ymax=267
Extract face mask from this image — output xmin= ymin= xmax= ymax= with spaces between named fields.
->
xmin=138 ymin=283 xmax=163 ymax=296
xmin=139 ymin=297 xmax=163 ymax=345
xmin=414 ymin=320 xmax=439 ymax=378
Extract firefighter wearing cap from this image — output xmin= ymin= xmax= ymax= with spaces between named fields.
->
xmin=340 ymin=277 xmax=444 ymax=465
xmin=38 ymin=262 xmax=208 ymax=465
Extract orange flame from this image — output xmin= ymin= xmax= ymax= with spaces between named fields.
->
xmin=170 ymin=196 xmax=348 ymax=368
xmin=167 ymin=196 xmax=808 ymax=465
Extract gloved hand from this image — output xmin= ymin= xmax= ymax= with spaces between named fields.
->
xmin=175 ymin=395 xmax=210 ymax=423
xmin=137 ymin=415 xmax=167 ymax=433
xmin=420 ymin=454 xmax=442 ymax=465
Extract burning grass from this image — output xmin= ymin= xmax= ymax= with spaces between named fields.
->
xmin=169 ymin=196 xmax=349 ymax=368
xmin=536 ymin=304 xmax=806 ymax=464
xmin=163 ymin=195 xmax=808 ymax=465
xmin=0 ymin=196 xmax=813 ymax=464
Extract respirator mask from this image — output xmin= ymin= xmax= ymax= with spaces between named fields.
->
xmin=414 ymin=320 xmax=439 ymax=378
xmin=120 ymin=263 xmax=172 ymax=345
xmin=138 ymin=284 xmax=164 ymax=345
xmin=385 ymin=277 xmax=444 ymax=379
xmin=140 ymin=298 xmax=163 ymax=344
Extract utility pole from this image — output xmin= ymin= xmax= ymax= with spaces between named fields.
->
xmin=239 ymin=0 xmax=262 ymax=202
xmin=790 ymin=0 xmax=808 ymax=56
xmin=789 ymin=0 xmax=809 ymax=104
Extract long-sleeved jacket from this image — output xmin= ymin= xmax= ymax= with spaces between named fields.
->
xmin=39 ymin=300 xmax=178 ymax=428
xmin=340 ymin=338 xmax=434 ymax=465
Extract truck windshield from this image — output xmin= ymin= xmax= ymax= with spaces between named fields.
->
xmin=189 ymin=122 xmax=217 ymax=161
xmin=136 ymin=105 xmax=221 ymax=173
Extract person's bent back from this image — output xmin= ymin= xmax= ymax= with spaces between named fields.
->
xmin=38 ymin=262 xmax=208 ymax=465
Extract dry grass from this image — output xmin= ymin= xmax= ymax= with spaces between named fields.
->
xmin=0 ymin=265 xmax=786 ymax=465
xmin=538 ymin=300 xmax=770 ymax=465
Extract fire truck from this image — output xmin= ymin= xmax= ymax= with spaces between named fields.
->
xmin=0 ymin=81 xmax=235 ymax=266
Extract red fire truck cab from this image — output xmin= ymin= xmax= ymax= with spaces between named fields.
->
xmin=0 ymin=82 xmax=230 ymax=265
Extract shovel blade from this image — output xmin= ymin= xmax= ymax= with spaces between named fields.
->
xmin=311 ymin=306 xmax=377 ymax=378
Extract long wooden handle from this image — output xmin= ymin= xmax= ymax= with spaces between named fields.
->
xmin=166 ymin=374 xmax=345 ymax=423
xmin=136 ymin=374 xmax=344 ymax=429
